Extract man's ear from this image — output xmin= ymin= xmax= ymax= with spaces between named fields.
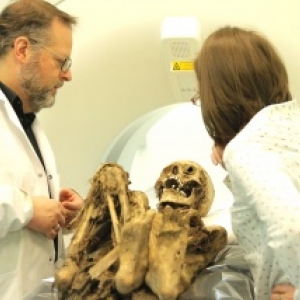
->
xmin=12 ymin=36 xmax=31 ymax=63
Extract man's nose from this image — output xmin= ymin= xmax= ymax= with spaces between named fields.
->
xmin=61 ymin=69 xmax=72 ymax=82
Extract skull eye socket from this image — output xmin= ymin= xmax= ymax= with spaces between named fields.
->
xmin=183 ymin=180 xmax=201 ymax=196
xmin=172 ymin=165 xmax=179 ymax=175
xmin=185 ymin=166 xmax=194 ymax=174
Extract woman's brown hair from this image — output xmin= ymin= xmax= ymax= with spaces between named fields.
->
xmin=194 ymin=26 xmax=291 ymax=146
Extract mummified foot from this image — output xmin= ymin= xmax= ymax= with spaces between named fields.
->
xmin=55 ymin=258 xmax=79 ymax=292
xmin=115 ymin=208 xmax=155 ymax=294
xmin=145 ymin=205 xmax=190 ymax=300
xmin=132 ymin=285 xmax=159 ymax=300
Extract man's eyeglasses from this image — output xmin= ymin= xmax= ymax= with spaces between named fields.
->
xmin=30 ymin=39 xmax=72 ymax=73
xmin=190 ymin=93 xmax=200 ymax=106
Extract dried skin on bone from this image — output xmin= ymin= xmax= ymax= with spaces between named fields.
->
xmin=55 ymin=161 xmax=227 ymax=300
xmin=56 ymin=163 xmax=132 ymax=299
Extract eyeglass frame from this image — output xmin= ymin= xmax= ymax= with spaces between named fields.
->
xmin=190 ymin=93 xmax=200 ymax=106
xmin=29 ymin=38 xmax=72 ymax=73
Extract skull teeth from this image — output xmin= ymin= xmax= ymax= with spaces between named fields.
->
xmin=165 ymin=176 xmax=182 ymax=184
xmin=180 ymin=191 xmax=187 ymax=197
xmin=162 ymin=187 xmax=187 ymax=197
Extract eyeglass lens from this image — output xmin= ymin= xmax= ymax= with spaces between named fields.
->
xmin=62 ymin=58 xmax=72 ymax=72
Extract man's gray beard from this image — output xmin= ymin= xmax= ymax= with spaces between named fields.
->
xmin=19 ymin=59 xmax=56 ymax=113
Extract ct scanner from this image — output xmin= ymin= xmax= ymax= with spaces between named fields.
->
xmin=99 ymin=100 xmax=236 ymax=245
xmin=100 ymin=101 xmax=232 ymax=214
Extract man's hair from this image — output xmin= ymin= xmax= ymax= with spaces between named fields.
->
xmin=194 ymin=26 xmax=291 ymax=146
xmin=0 ymin=0 xmax=77 ymax=57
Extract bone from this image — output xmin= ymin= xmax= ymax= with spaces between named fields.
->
xmin=89 ymin=245 xmax=120 ymax=279
xmin=119 ymin=191 xmax=130 ymax=224
xmin=107 ymin=194 xmax=121 ymax=244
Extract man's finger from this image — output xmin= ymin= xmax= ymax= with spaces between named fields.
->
xmin=47 ymin=229 xmax=58 ymax=240
xmin=57 ymin=213 xmax=66 ymax=227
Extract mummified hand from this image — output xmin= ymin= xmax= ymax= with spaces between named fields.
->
xmin=145 ymin=205 xmax=191 ymax=300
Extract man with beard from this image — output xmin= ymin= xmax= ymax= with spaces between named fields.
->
xmin=0 ymin=1 xmax=84 ymax=299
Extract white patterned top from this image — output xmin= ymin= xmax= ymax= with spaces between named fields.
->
xmin=223 ymin=99 xmax=300 ymax=300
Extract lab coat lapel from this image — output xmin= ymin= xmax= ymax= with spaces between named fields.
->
xmin=0 ymin=90 xmax=23 ymax=132
xmin=32 ymin=118 xmax=60 ymax=199
xmin=0 ymin=91 xmax=44 ymax=170
xmin=32 ymin=117 xmax=64 ymax=262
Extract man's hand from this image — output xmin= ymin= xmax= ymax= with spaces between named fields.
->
xmin=59 ymin=188 xmax=84 ymax=225
xmin=271 ymin=284 xmax=295 ymax=300
xmin=27 ymin=196 xmax=66 ymax=239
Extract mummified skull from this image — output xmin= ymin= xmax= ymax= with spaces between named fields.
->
xmin=155 ymin=160 xmax=214 ymax=217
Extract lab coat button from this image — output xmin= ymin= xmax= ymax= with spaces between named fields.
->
xmin=38 ymin=173 xmax=43 ymax=177
xmin=48 ymin=175 xmax=53 ymax=180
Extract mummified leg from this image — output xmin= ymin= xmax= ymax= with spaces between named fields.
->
xmin=115 ymin=208 xmax=155 ymax=294
xmin=145 ymin=206 xmax=190 ymax=300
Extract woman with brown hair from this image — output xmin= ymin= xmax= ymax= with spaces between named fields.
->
xmin=194 ymin=26 xmax=300 ymax=300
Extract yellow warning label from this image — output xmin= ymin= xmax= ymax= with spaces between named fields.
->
xmin=171 ymin=61 xmax=194 ymax=71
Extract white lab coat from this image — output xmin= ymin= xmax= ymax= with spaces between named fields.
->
xmin=0 ymin=90 xmax=63 ymax=299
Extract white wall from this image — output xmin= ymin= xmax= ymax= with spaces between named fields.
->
xmin=38 ymin=0 xmax=300 ymax=198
